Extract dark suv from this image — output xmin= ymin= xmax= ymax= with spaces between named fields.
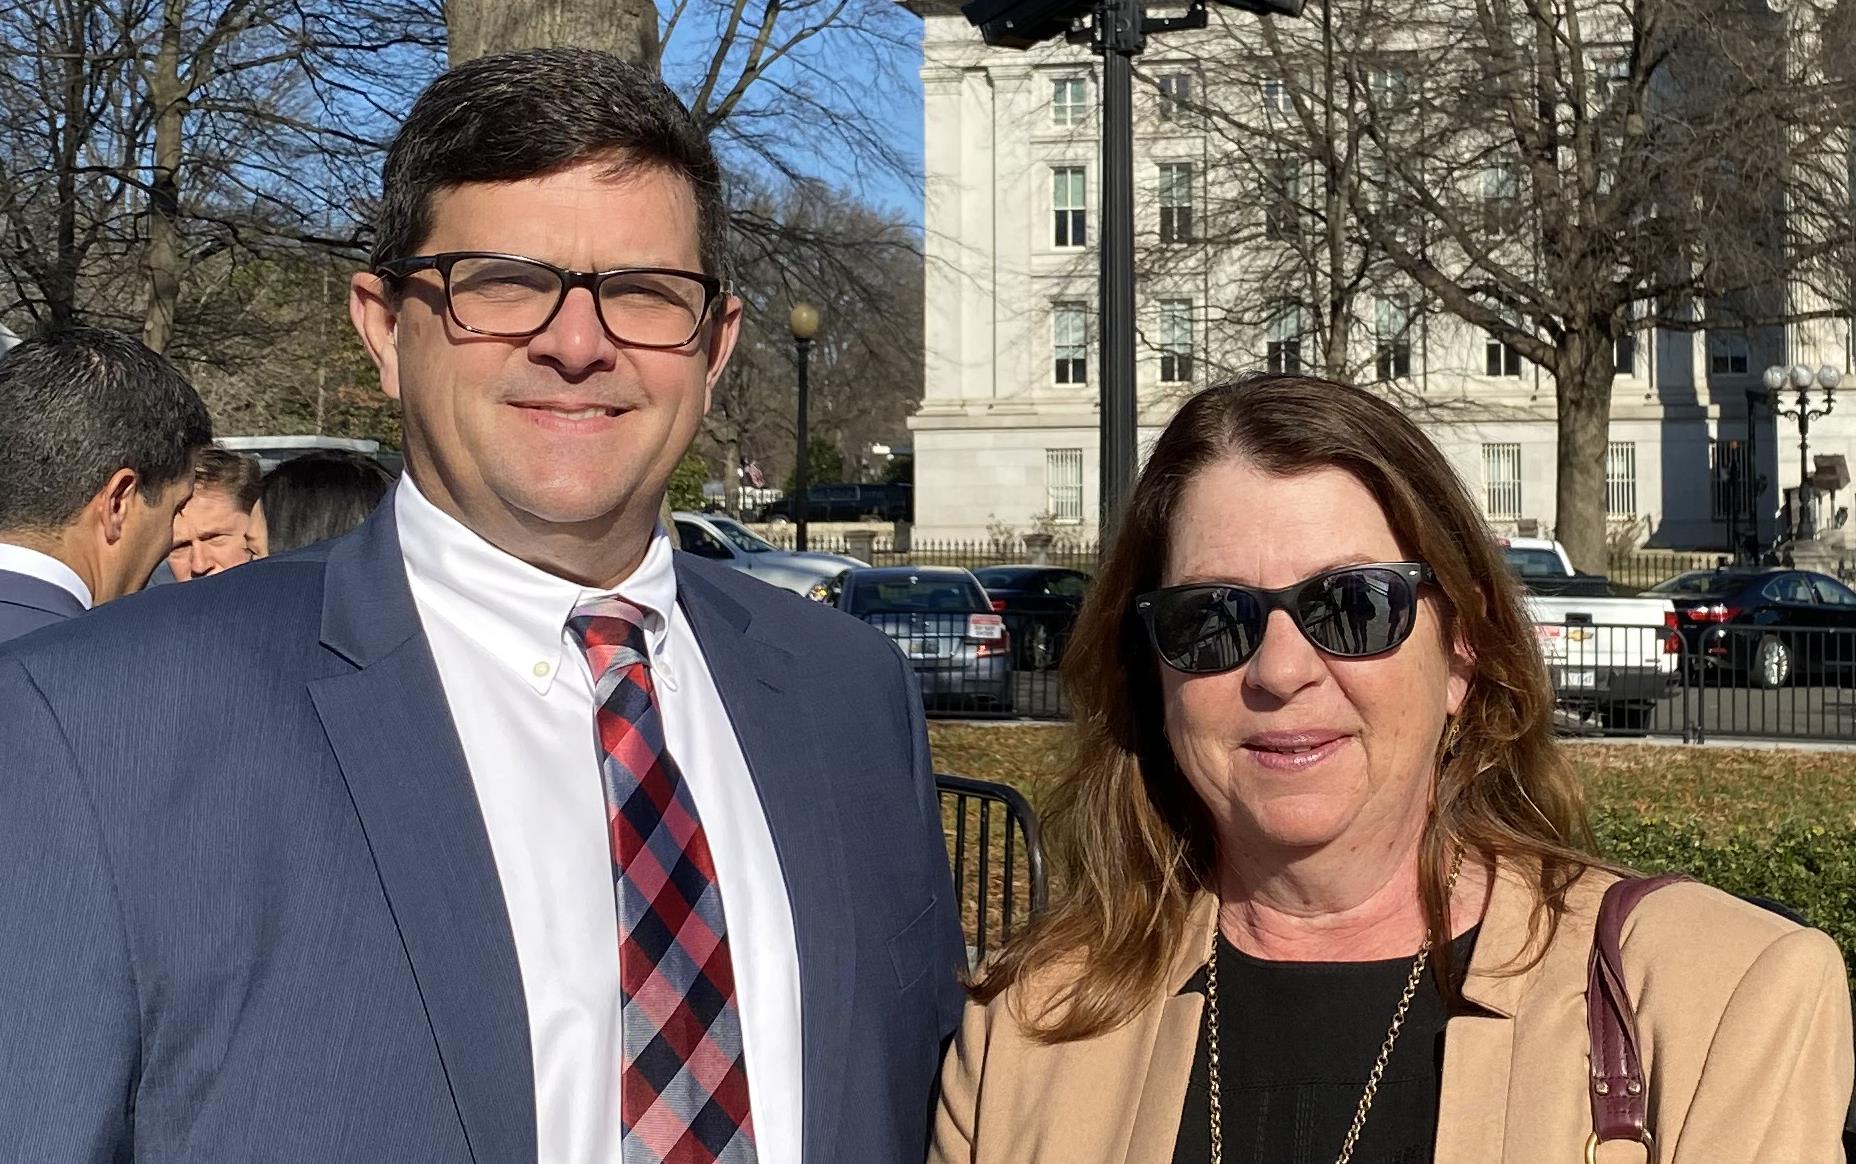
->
xmin=759 ymin=483 xmax=911 ymax=524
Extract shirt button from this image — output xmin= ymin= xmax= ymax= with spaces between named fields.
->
xmin=532 ymin=661 xmax=552 ymax=679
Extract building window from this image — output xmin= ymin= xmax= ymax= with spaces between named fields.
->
xmin=1368 ymin=64 xmax=1410 ymax=110
xmin=1263 ymin=157 xmax=1301 ymax=242
xmin=1051 ymin=76 xmax=1089 ymax=127
xmin=1158 ymin=162 xmax=1193 ymax=244
xmin=1711 ymin=438 xmax=1748 ymax=521
xmin=1053 ymin=302 xmax=1088 ymax=384
xmin=1606 ymin=441 xmax=1637 ymax=517
xmin=1261 ymin=78 xmax=1293 ymax=114
xmin=1158 ymin=71 xmax=1192 ymax=120
xmin=1485 ymin=331 xmax=1524 ymax=377
xmin=1482 ymin=160 xmax=1521 ymax=230
xmin=1375 ymin=297 xmax=1412 ymax=381
xmin=1046 ymin=448 xmax=1085 ymax=522
xmin=1483 ymin=443 xmax=1523 ymax=519
xmin=1267 ymin=306 xmax=1302 ymax=375
xmin=1052 ymin=166 xmax=1087 ymax=249
xmin=1159 ymin=299 xmax=1194 ymax=383
xmin=1709 ymin=332 xmax=1749 ymax=376
xmin=1615 ymin=329 xmax=1636 ymax=376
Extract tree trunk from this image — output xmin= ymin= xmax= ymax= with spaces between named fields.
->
xmin=1553 ymin=326 xmax=1617 ymax=573
xmin=140 ymin=0 xmax=186 ymax=354
xmin=446 ymin=0 xmax=661 ymax=70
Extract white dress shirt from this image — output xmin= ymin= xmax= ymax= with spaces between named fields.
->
xmin=0 ymin=543 xmax=93 ymax=609
xmin=396 ymin=478 xmax=803 ymax=1164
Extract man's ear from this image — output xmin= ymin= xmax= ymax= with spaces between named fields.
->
xmin=96 ymin=467 xmax=142 ymax=546
xmin=350 ymin=272 xmax=404 ymax=402
xmin=701 ymin=293 xmax=743 ymax=415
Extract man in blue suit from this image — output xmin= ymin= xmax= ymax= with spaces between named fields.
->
xmin=0 ymin=49 xmax=965 ymax=1164
xmin=0 ymin=326 xmax=211 ymax=645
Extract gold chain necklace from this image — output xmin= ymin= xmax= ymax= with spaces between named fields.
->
xmin=1204 ymin=849 xmax=1465 ymax=1164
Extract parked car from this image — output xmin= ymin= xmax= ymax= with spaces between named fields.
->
xmin=758 ymin=482 xmax=912 ymax=524
xmin=670 ymin=510 xmax=866 ymax=595
xmin=1499 ymin=536 xmax=1680 ymax=730
xmin=1648 ymin=567 xmax=1856 ymax=687
xmin=971 ymin=565 xmax=1091 ymax=671
xmin=816 ymin=566 xmax=1014 ymax=711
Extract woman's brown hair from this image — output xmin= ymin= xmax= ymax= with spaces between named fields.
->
xmin=972 ymin=373 xmax=1598 ymax=1042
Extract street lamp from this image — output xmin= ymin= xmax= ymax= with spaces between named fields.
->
xmin=790 ymin=303 xmax=821 ymax=552
xmin=1761 ymin=362 xmax=1840 ymax=542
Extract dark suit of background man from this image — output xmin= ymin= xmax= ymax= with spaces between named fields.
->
xmin=0 ymin=326 xmax=212 ymax=645
xmin=0 ymin=48 xmax=965 ymax=1164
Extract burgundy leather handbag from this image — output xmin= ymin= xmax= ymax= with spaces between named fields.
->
xmin=1585 ymin=874 xmax=1689 ymax=1164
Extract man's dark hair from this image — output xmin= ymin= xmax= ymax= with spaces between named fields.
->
xmin=192 ymin=448 xmax=263 ymax=513
xmin=372 ymin=48 xmax=729 ymax=279
xmin=0 ymin=326 xmax=213 ymax=533
xmin=259 ymin=450 xmax=395 ymax=553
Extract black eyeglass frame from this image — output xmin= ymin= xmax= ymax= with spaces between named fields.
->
xmin=374 ymin=251 xmax=727 ymax=349
xmin=1134 ymin=561 xmax=1437 ymax=675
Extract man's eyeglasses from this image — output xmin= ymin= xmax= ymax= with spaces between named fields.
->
xmin=1135 ymin=563 xmax=1435 ymax=675
xmin=375 ymin=252 xmax=725 ymax=349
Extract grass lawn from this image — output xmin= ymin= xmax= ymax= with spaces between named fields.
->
xmin=927 ymin=722 xmax=1856 ymax=838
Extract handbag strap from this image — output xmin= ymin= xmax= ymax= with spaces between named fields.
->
xmin=1586 ymin=873 xmax=1690 ymax=1157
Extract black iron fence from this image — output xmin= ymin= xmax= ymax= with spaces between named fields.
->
xmin=935 ymin=773 xmax=1048 ymax=964
xmin=902 ymin=616 xmax=1856 ymax=744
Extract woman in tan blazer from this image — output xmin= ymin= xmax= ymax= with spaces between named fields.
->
xmin=930 ymin=374 xmax=1853 ymax=1164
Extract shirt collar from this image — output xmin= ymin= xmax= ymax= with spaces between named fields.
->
xmin=393 ymin=475 xmax=679 ymax=695
xmin=0 ymin=543 xmax=94 ymax=609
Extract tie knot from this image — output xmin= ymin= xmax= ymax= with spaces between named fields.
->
xmin=566 ymin=597 xmax=650 ymax=677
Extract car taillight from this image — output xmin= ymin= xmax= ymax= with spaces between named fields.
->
xmin=990 ymin=598 xmax=1007 ymax=613
xmin=1687 ymin=604 xmax=1739 ymax=623
xmin=1664 ymin=633 xmax=1681 ymax=655
xmin=1664 ymin=611 xmax=1679 ymax=631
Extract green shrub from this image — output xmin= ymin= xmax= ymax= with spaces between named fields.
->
xmin=1596 ymin=811 xmax=1856 ymax=981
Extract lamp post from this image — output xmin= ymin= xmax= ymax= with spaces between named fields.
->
xmin=790 ymin=303 xmax=820 ymax=552
xmin=1761 ymin=362 xmax=1840 ymax=542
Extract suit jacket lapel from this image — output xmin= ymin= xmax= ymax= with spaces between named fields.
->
xmin=676 ymin=559 xmax=856 ymax=1164
xmin=307 ymin=506 xmax=536 ymax=1164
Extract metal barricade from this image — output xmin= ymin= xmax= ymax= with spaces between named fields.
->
xmin=935 ymin=773 xmax=1049 ymax=963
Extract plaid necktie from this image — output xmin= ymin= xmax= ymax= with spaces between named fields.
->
xmin=567 ymin=597 xmax=758 ymax=1164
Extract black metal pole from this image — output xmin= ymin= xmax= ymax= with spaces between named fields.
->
xmin=795 ymin=336 xmax=812 ymax=552
xmin=1725 ymin=441 xmax=1740 ymax=565
xmin=1745 ymin=389 xmax=1762 ymax=556
xmin=1798 ymin=398 xmax=1814 ymax=541
xmin=1096 ymin=0 xmax=1140 ymax=540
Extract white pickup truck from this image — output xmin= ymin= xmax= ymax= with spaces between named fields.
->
xmin=1499 ymin=537 xmax=1680 ymax=731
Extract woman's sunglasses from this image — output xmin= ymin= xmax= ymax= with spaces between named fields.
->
xmin=1134 ymin=562 xmax=1435 ymax=675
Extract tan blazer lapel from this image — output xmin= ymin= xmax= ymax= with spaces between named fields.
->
xmin=1435 ymin=859 xmax=1551 ymax=1164
xmin=1120 ymin=895 xmax=1220 ymax=1164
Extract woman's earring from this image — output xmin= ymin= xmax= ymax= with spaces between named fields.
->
xmin=1440 ymin=715 xmax=1464 ymax=759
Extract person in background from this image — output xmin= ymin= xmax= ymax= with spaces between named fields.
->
xmin=166 ymin=447 xmax=263 ymax=580
xmin=255 ymin=449 xmax=394 ymax=554
xmin=0 ymin=326 xmax=211 ymax=643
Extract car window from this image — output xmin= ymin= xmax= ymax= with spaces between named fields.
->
xmin=824 ymin=485 xmax=857 ymax=500
xmin=707 ymin=516 xmax=775 ymax=553
xmin=848 ymin=577 xmax=987 ymax=615
xmin=1047 ymin=572 xmax=1089 ymax=598
xmin=973 ymin=568 xmax=1028 ymax=590
xmin=1762 ymin=574 xmax=1816 ymax=604
xmin=1649 ymin=571 xmax=1752 ymax=596
xmin=1501 ymin=547 xmax=1566 ymax=578
xmin=673 ymin=520 xmax=732 ymax=560
xmin=1810 ymin=575 xmax=1856 ymax=606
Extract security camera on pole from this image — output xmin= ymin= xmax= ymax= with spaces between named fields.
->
xmin=960 ymin=0 xmax=1305 ymax=539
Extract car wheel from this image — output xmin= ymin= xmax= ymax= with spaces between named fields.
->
xmin=1752 ymin=635 xmax=1792 ymax=689
xmin=1023 ymin=621 xmax=1057 ymax=671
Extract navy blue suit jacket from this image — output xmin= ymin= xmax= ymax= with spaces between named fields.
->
xmin=0 ymin=566 xmax=84 ymax=645
xmin=0 ymin=504 xmax=965 ymax=1163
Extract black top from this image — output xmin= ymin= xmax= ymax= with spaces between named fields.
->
xmin=1170 ymin=926 xmax=1481 ymax=1164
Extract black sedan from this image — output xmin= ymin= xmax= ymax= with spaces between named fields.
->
xmin=1648 ymin=568 xmax=1856 ymax=687
xmin=971 ymin=566 xmax=1091 ymax=671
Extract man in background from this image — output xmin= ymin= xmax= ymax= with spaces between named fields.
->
xmin=166 ymin=447 xmax=263 ymax=580
xmin=0 ymin=326 xmax=211 ymax=644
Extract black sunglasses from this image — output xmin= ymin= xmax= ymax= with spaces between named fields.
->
xmin=1135 ymin=562 xmax=1435 ymax=675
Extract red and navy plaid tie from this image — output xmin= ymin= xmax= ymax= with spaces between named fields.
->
xmin=567 ymin=598 xmax=758 ymax=1164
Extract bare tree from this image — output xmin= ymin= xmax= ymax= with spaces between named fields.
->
xmin=1194 ymin=0 xmax=1856 ymax=568
xmin=447 ymin=0 xmax=660 ymax=67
